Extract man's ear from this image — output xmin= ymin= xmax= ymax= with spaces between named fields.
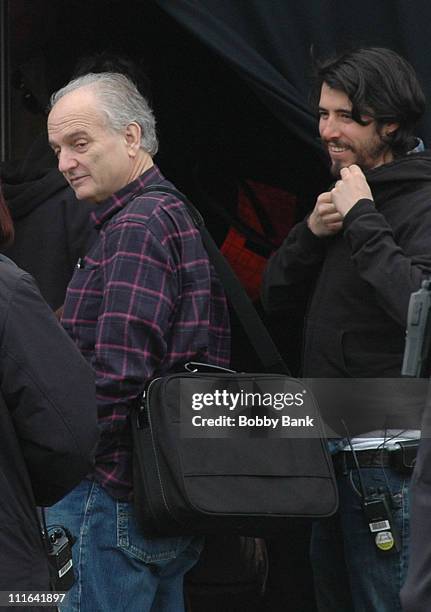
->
xmin=124 ymin=122 xmax=142 ymax=156
xmin=384 ymin=122 xmax=399 ymax=138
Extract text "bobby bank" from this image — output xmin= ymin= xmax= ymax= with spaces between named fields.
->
xmin=191 ymin=415 xmax=315 ymax=428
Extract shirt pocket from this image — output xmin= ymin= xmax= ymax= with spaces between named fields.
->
xmin=62 ymin=263 xmax=103 ymax=340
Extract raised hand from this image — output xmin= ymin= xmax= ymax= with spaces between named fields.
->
xmin=331 ymin=165 xmax=373 ymax=217
xmin=307 ymin=191 xmax=344 ymax=237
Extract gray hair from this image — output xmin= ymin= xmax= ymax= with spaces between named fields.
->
xmin=50 ymin=72 xmax=158 ymax=156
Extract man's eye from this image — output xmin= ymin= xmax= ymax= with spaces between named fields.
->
xmin=318 ymin=112 xmax=328 ymax=120
xmin=75 ymin=141 xmax=88 ymax=149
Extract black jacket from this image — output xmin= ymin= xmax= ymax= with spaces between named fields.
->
xmin=263 ymin=152 xmax=431 ymax=376
xmin=0 ymin=255 xmax=99 ymax=595
xmin=262 ymin=152 xmax=431 ymax=432
xmin=0 ymin=148 xmax=96 ymax=310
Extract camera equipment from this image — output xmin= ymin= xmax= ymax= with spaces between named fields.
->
xmin=402 ymin=279 xmax=431 ymax=377
xmin=46 ymin=526 xmax=75 ymax=591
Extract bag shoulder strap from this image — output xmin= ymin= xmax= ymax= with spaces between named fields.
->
xmin=139 ymin=184 xmax=290 ymax=375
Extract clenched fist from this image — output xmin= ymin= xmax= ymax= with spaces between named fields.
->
xmin=307 ymin=191 xmax=344 ymax=237
xmin=331 ymin=165 xmax=373 ymax=217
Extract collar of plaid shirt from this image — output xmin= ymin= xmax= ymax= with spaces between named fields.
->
xmin=90 ymin=164 xmax=163 ymax=229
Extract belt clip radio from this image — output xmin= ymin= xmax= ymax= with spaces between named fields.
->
xmin=47 ymin=526 xmax=75 ymax=591
xmin=362 ymin=492 xmax=400 ymax=554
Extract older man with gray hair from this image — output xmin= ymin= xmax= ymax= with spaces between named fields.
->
xmin=46 ymin=72 xmax=230 ymax=612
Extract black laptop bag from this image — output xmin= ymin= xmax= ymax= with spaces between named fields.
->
xmin=131 ymin=187 xmax=338 ymax=537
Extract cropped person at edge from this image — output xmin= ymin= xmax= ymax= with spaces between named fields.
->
xmin=0 ymin=185 xmax=98 ymax=601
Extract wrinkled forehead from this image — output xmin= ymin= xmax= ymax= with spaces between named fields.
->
xmin=48 ymin=87 xmax=107 ymax=142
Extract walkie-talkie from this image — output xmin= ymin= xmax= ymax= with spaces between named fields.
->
xmin=402 ymin=279 xmax=431 ymax=377
xmin=363 ymin=491 xmax=401 ymax=554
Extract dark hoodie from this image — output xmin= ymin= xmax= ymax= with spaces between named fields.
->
xmin=263 ymin=151 xmax=431 ymax=435
xmin=0 ymin=140 xmax=96 ymax=310
xmin=262 ymin=151 xmax=431 ymax=431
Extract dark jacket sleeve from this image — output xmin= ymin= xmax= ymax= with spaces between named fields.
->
xmin=0 ymin=272 xmax=99 ymax=506
xmin=343 ymin=199 xmax=431 ymax=327
xmin=261 ymin=218 xmax=327 ymax=314
xmin=400 ymin=434 xmax=431 ymax=612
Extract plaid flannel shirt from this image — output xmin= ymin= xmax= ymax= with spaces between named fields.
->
xmin=62 ymin=165 xmax=230 ymax=500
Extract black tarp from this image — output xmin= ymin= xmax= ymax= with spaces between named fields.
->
xmin=155 ymin=0 xmax=431 ymax=153
xmin=22 ymin=0 xmax=330 ymax=198
xmin=10 ymin=1 xmax=431 ymax=195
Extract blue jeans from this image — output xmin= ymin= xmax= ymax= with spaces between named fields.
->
xmin=46 ymin=480 xmax=202 ymax=612
xmin=310 ymin=464 xmax=410 ymax=612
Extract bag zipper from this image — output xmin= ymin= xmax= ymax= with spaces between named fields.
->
xmin=143 ymin=378 xmax=178 ymax=523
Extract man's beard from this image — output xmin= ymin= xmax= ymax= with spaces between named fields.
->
xmin=328 ymin=136 xmax=388 ymax=178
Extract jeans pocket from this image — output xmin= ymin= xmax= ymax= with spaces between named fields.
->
xmin=116 ymin=501 xmax=184 ymax=563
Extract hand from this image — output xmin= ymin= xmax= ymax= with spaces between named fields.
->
xmin=307 ymin=191 xmax=344 ymax=237
xmin=331 ymin=165 xmax=373 ymax=217
xmin=55 ymin=305 xmax=64 ymax=321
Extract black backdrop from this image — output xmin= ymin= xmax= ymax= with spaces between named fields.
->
xmin=155 ymin=0 xmax=431 ymax=152
xmin=14 ymin=0 xmax=431 ymax=194
xmin=30 ymin=0 xmax=431 ymax=203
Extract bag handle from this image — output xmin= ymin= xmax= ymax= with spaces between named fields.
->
xmin=140 ymin=184 xmax=291 ymax=375
xmin=184 ymin=361 xmax=237 ymax=374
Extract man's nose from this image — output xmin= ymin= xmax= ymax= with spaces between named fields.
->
xmin=58 ymin=150 xmax=78 ymax=173
xmin=320 ymin=116 xmax=341 ymax=141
